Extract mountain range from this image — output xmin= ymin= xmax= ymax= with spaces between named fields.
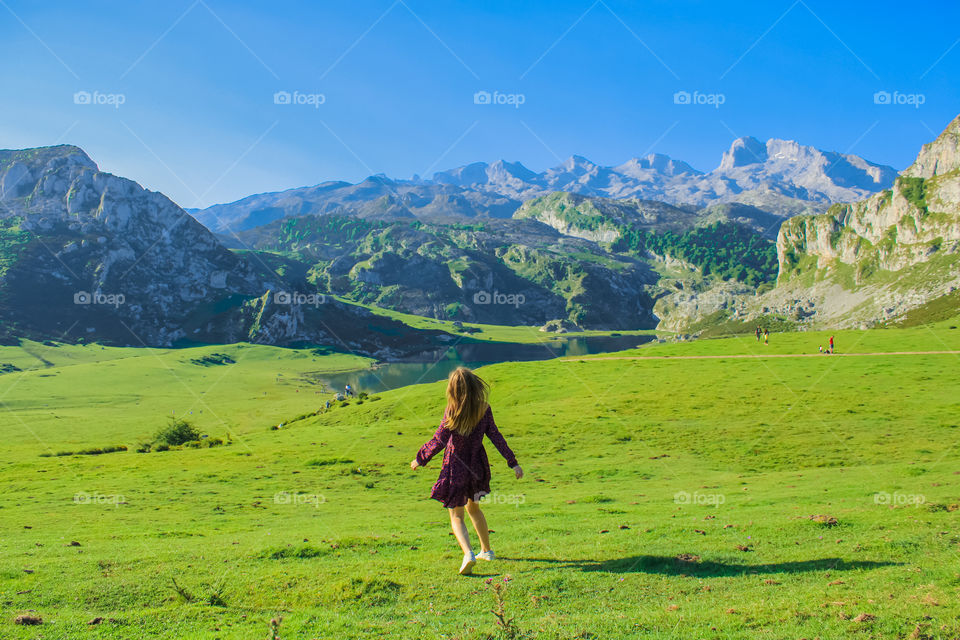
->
xmin=1 ymin=118 xmax=956 ymax=351
xmin=194 ymin=137 xmax=898 ymax=233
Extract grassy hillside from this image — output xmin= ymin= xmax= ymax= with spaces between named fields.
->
xmin=2 ymin=320 xmax=960 ymax=638
xmin=331 ymin=295 xmax=660 ymax=343
xmin=0 ymin=341 xmax=372 ymax=454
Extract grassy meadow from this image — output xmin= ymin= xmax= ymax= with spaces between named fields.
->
xmin=1 ymin=320 xmax=960 ymax=638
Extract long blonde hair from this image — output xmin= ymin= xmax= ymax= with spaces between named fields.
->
xmin=444 ymin=367 xmax=489 ymax=435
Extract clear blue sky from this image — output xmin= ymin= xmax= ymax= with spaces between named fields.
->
xmin=1 ymin=0 xmax=957 ymax=208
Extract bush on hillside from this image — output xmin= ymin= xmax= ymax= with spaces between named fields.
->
xmin=155 ymin=418 xmax=201 ymax=446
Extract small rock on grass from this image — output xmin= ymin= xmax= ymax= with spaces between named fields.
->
xmin=14 ymin=614 xmax=42 ymax=625
xmin=853 ymin=613 xmax=876 ymax=622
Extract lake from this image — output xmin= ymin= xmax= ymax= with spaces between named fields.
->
xmin=318 ymin=334 xmax=654 ymax=394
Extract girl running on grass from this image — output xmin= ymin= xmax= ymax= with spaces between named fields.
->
xmin=410 ymin=367 xmax=523 ymax=575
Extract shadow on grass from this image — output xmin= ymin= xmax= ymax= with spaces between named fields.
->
xmin=498 ymin=555 xmax=901 ymax=577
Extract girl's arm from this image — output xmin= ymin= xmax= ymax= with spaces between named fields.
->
xmin=414 ymin=424 xmax=450 ymax=467
xmin=484 ymin=408 xmax=519 ymax=468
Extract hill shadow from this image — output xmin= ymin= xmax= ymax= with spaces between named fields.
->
xmin=497 ymin=555 xmax=900 ymax=577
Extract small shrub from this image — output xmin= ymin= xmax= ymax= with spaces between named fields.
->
xmin=156 ymin=418 xmax=201 ymax=446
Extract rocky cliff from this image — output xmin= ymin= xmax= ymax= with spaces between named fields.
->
xmin=0 ymin=145 xmax=444 ymax=354
xmin=777 ymin=115 xmax=960 ymax=279
xmin=768 ymin=114 xmax=960 ymax=326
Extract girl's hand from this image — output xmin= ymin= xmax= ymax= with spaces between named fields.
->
xmin=513 ymin=465 xmax=524 ymax=479
xmin=410 ymin=459 xmax=420 ymax=470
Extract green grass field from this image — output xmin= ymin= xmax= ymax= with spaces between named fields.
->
xmin=335 ymin=295 xmax=661 ymax=343
xmin=2 ymin=319 xmax=960 ymax=639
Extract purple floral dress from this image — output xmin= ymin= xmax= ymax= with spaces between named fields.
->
xmin=416 ymin=406 xmax=518 ymax=508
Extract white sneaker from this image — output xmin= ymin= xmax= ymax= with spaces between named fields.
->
xmin=459 ymin=552 xmax=477 ymax=575
xmin=477 ymin=550 xmax=495 ymax=561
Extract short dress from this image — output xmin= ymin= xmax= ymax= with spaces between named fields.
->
xmin=415 ymin=406 xmax=518 ymax=508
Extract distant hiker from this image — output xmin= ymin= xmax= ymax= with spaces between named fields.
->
xmin=345 ymin=384 xmax=353 ymax=397
xmin=410 ymin=366 xmax=523 ymax=575
xmin=755 ymin=325 xmax=762 ymax=341
xmin=829 ymin=335 xmax=835 ymax=354
xmin=763 ymin=329 xmax=769 ymax=345
xmin=818 ymin=345 xmax=823 ymax=353
xmin=325 ymin=400 xmax=331 ymax=410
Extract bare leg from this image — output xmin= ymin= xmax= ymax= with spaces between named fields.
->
xmin=448 ymin=507 xmax=472 ymax=554
xmin=465 ymin=499 xmax=491 ymax=552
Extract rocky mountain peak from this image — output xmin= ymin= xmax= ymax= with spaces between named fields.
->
xmin=903 ymin=113 xmax=960 ymax=179
xmin=431 ymin=161 xmax=489 ymax=186
xmin=718 ymin=136 xmax=768 ymax=170
xmin=615 ymin=153 xmax=701 ymax=178
xmin=0 ymin=145 xmax=98 ymax=202
xmin=487 ymin=159 xmax=539 ymax=182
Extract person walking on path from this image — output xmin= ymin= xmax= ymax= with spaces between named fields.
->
xmin=411 ymin=367 xmax=523 ymax=575
xmin=763 ymin=329 xmax=769 ymax=345
xmin=755 ymin=325 xmax=762 ymax=342
xmin=829 ymin=335 xmax=835 ymax=354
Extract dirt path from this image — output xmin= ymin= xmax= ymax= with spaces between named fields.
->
xmin=561 ymin=350 xmax=960 ymax=361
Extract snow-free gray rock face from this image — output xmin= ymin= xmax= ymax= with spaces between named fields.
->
xmin=192 ymin=139 xmax=897 ymax=233
xmin=777 ymin=115 xmax=960 ymax=279
xmin=0 ymin=145 xmax=443 ymax=353
xmin=751 ymin=114 xmax=960 ymax=328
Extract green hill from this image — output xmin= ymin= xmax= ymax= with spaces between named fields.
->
xmin=2 ymin=318 xmax=959 ymax=638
